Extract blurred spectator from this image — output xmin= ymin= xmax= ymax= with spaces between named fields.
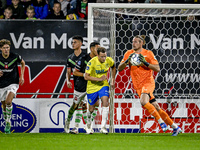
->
xmin=118 ymin=0 xmax=145 ymax=2
xmin=26 ymin=5 xmax=36 ymax=19
xmin=66 ymin=0 xmax=77 ymax=15
xmin=21 ymin=0 xmax=33 ymax=10
xmin=0 ymin=1 xmax=3 ymax=17
xmin=162 ymin=0 xmax=185 ymax=3
xmin=32 ymin=0 xmax=49 ymax=19
xmin=57 ymin=0 xmax=69 ymax=16
xmin=127 ymin=0 xmax=144 ymax=2
xmin=48 ymin=0 xmax=55 ymax=11
xmin=10 ymin=0 xmax=26 ymax=19
xmin=3 ymin=6 xmax=13 ymax=19
xmin=46 ymin=2 xmax=65 ymax=19
xmin=186 ymin=15 xmax=198 ymax=21
xmin=1 ymin=0 xmax=7 ymax=10
xmin=88 ymin=0 xmax=96 ymax=2
xmin=145 ymin=0 xmax=161 ymax=2
xmin=96 ymin=0 xmax=110 ymax=2
xmin=7 ymin=0 xmax=12 ymax=6
xmin=66 ymin=10 xmax=79 ymax=19
xmin=184 ymin=0 xmax=200 ymax=3
xmin=117 ymin=0 xmax=128 ymax=2
xmin=76 ymin=0 xmax=88 ymax=20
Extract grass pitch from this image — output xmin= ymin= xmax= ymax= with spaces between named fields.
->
xmin=0 ymin=133 xmax=200 ymax=150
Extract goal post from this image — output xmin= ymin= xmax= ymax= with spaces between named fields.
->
xmin=88 ymin=3 xmax=200 ymax=133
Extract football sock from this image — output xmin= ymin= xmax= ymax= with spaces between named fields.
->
xmin=6 ymin=104 xmax=13 ymax=123
xmin=101 ymin=107 xmax=109 ymax=128
xmin=158 ymin=109 xmax=174 ymax=126
xmin=143 ymin=102 xmax=161 ymax=121
xmin=87 ymin=111 xmax=92 ymax=128
xmin=75 ymin=106 xmax=82 ymax=128
xmin=157 ymin=118 xmax=164 ymax=124
xmin=1 ymin=107 xmax=6 ymax=120
xmin=67 ymin=106 xmax=75 ymax=122
xmin=3 ymin=110 xmax=7 ymax=120
xmin=171 ymin=123 xmax=178 ymax=129
xmin=91 ymin=106 xmax=98 ymax=122
xmin=82 ymin=107 xmax=87 ymax=124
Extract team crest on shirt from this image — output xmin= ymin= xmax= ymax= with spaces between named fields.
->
xmin=88 ymin=62 xmax=91 ymax=65
xmin=5 ymin=65 xmax=8 ymax=69
xmin=77 ymin=60 xmax=81 ymax=65
xmin=4 ymin=62 xmax=8 ymax=69
xmin=86 ymin=66 xmax=89 ymax=70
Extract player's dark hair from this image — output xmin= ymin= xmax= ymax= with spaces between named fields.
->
xmin=27 ymin=5 xmax=35 ymax=12
xmin=90 ymin=41 xmax=100 ymax=48
xmin=97 ymin=47 xmax=106 ymax=55
xmin=135 ymin=35 xmax=146 ymax=45
xmin=4 ymin=6 xmax=13 ymax=12
xmin=0 ymin=39 xmax=11 ymax=48
xmin=53 ymin=2 xmax=61 ymax=7
xmin=72 ymin=35 xmax=83 ymax=43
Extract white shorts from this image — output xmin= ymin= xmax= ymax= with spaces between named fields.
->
xmin=0 ymin=84 xmax=19 ymax=101
xmin=73 ymin=90 xmax=87 ymax=104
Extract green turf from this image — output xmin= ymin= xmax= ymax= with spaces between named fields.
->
xmin=0 ymin=133 xmax=200 ymax=150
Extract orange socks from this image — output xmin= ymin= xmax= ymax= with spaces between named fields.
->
xmin=143 ymin=102 xmax=161 ymax=121
xmin=158 ymin=109 xmax=173 ymax=126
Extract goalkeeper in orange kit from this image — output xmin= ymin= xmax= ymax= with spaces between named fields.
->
xmin=118 ymin=35 xmax=182 ymax=136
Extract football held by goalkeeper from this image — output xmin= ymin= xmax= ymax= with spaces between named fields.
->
xmin=118 ymin=35 xmax=182 ymax=136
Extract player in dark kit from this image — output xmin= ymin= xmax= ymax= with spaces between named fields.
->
xmin=64 ymin=35 xmax=87 ymax=133
xmin=0 ymin=39 xmax=25 ymax=134
xmin=73 ymin=41 xmax=100 ymax=134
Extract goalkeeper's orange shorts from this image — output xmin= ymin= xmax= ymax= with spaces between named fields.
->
xmin=136 ymin=83 xmax=155 ymax=100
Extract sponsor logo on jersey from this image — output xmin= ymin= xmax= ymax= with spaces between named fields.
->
xmin=96 ymin=69 xmax=106 ymax=74
xmin=0 ymin=69 xmax=13 ymax=72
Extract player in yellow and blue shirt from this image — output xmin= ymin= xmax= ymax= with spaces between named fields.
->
xmin=84 ymin=47 xmax=116 ymax=134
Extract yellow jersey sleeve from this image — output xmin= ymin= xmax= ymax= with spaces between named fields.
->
xmin=85 ymin=58 xmax=94 ymax=75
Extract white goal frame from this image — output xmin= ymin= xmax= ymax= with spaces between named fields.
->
xmin=88 ymin=3 xmax=200 ymax=46
xmin=88 ymin=3 xmax=200 ymax=133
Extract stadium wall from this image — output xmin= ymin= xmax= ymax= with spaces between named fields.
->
xmin=1 ymin=98 xmax=200 ymax=133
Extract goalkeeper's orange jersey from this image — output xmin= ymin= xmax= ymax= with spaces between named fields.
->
xmin=120 ymin=48 xmax=158 ymax=90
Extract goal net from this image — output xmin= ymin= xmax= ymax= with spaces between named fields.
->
xmin=88 ymin=3 xmax=200 ymax=133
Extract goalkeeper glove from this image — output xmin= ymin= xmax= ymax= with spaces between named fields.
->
xmin=139 ymin=54 xmax=150 ymax=67
xmin=125 ymin=53 xmax=134 ymax=64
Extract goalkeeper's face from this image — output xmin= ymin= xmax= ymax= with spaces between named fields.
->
xmin=132 ymin=38 xmax=143 ymax=51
